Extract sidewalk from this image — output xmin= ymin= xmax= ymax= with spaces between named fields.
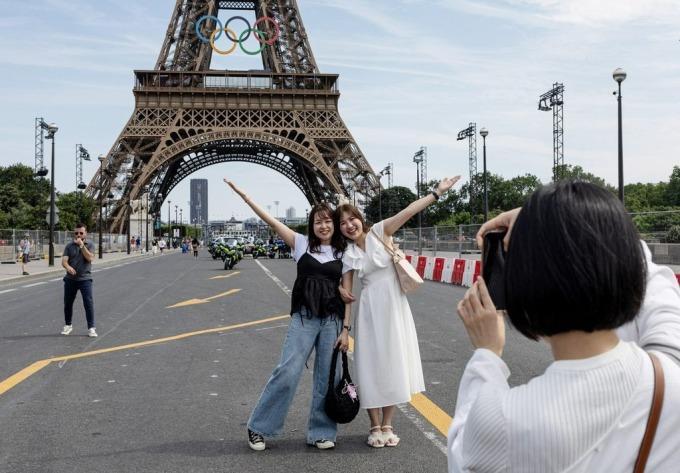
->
xmin=0 ymin=250 xmax=151 ymax=287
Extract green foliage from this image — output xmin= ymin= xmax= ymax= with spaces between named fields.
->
xmin=364 ymin=186 xmax=417 ymax=225
xmin=666 ymin=166 xmax=680 ymax=206
xmin=667 ymin=225 xmax=680 ymax=243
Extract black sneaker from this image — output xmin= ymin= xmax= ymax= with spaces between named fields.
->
xmin=248 ymin=429 xmax=265 ymax=451
xmin=310 ymin=439 xmax=335 ymax=450
xmin=22 ymin=272 xmax=29 ymax=275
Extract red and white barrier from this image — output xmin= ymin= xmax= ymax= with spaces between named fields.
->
xmin=408 ymin=253 xmax=680 ymax=288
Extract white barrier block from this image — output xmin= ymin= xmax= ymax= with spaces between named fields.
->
xmin=462 ymin=259 xmax=476 ymax=287
xmin=424 ymin=257 xmax=435 ymax=280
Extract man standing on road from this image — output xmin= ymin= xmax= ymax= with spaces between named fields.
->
xmin=60 ymin=223 xmax=98 ymax=338
xmin=21 ymin=236 xmax=31 ymax=275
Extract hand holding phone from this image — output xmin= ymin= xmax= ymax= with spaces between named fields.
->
xmin=482 ymin=231 xmax=507 ymax=310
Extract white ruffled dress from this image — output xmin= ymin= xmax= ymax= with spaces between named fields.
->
xmin=343 ymin=221 xmax=425 ymax=408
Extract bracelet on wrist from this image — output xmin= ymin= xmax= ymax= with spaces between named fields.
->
xmin=431 ymin=191 xmax=440 ymax=200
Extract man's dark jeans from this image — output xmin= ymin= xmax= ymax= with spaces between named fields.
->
xmin=64 ymin=278 xmax=95 ymax=329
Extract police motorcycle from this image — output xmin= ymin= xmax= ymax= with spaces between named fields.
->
xmin=251 ymin=240 xmax=276 ymax=259
xmin=208 ymin=240 xmax=219 ymax=259
xmin=222 ymin=244 xmax=238 ymax=270
xmin=234 ymin=240 xmax=246 ymax=263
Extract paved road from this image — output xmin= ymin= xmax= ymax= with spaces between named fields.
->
xmin=0 ymin=249 xmax=552 ymax=473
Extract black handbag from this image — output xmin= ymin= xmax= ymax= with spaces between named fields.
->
xmin=324 ymin=347 xmax=360 ymax=424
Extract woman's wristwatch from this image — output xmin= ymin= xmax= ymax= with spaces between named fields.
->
xmin=343 ymin=325 xmax=351 ymax=332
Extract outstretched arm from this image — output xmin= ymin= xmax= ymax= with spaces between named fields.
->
xmin=382 ymin=175 xmax=461 ymax=237
xmin=223 ymin=179 xmax=297 ymax=248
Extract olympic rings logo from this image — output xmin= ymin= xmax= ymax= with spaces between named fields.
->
xmin=195 ymin=15 xmax=280 ymax=56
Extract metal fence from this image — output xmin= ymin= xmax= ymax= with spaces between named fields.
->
xmin=393 ymin=225 xmax=482 ymax=256
xmin=3 ymin=212 xmax=679 ymax=265
xmin=395 ymin=221 xmax=680 ymax=265
xmin=0 ymin=229 xmax=133 ymax=262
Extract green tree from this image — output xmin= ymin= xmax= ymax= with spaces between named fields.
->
xmin=364 ymin=186 xmax=417 ymax=226
xmin=665 ymin=166 xmax=680 ymax=206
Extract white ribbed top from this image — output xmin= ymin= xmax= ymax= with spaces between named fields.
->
xmin=448 ymin=342 xmax=680 ymax=472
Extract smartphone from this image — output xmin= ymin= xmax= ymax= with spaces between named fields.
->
xmin=482 ymin=231 xmax=507 ymax=310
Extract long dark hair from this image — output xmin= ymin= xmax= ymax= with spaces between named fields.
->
xmin=307 ymin=203 xmax=346 ymax=258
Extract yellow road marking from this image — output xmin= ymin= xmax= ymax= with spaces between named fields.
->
xmin=409 ymin=393 xmax=453 ymax=436
xmin=1 ymin=317 xmax=455 ymax=439
xmin=166 ymin=288 xmax=242 ymax=308
xmin=346 ymin=335 xmax=453 ymax=436
xmin=0 ymin=360 xmax=51 ymax=397
xmin=0 ymin=315 xmax=289 ymax=397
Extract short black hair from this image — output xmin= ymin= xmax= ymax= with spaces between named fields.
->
xmin=504 ymin=181 xmax=646 ymax=340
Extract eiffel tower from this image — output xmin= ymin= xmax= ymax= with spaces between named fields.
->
xmin=86 ymin=0 xmax=379 ymax=232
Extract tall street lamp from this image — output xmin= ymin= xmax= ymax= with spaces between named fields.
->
xmin=479 ymin=128 xmax=489 ymax=222
xmin=413 ymin=149 xmax=424 ymax=256
xmin=97 ymin=154 xmax=105 ymax=258
xmin=143 ymin=186 xmax=149 ymax=252
xmin=156 ymin=193 xmax=163 ymax=239
xmin=613 ymin=68 xmax=627 ymax=204
xmin=168 ymin=200 xmax=172 ymax=242
xmin=46 ymin=123 xmax=58 ymax=267
xmin=175 ymin=204 xmax=178 ymax=239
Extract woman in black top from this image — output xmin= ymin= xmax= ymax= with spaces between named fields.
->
xmin=224 ymin=179 xmax=352 ymax=451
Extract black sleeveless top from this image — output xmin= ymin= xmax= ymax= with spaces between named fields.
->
xmin=290 ymin=253 xmax=344 ymax=318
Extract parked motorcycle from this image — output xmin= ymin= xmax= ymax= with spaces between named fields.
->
xmin=252 ymin=241 xmax=276 ymax=259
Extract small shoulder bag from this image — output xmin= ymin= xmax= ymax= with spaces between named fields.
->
xmin=324 ymin=347 xmax=360 ymax=424
xmin=370 ymin=228 xmax=424 ymax=294
xmin=633 ymin=353 xmax=665 ymax=473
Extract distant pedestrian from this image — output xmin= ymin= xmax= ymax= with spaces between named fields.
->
xmin=21 ymin=236 xmax=31 ymax=275
xmin=60 ymin=223 xmax=98 ymax=338
xmin=136 ymin=236 xmax=141 ymax=251
xmin=152 ymin=238 xmax=158 ymax=255
xmin=192 ymin=238 xmax=199 ymax=259
xmin=158 ymin=238 xmax=166 ymax=254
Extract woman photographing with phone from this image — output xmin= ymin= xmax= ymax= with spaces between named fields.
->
xmin=448 ymin=181 xmax=680 ymax=472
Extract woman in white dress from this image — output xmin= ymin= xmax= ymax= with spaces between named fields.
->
xmin=336 ymin=175 xmax=461 ymax=447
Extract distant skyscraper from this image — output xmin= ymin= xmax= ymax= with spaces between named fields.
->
xmin=286 ymin=206 xmax=296 ymax=220
xmin=190 ymin=179 xmax=208 ymax=224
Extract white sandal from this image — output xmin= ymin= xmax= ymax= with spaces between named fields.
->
xmin=367 ymin=426 xmax=385 ymax=448
xmin=382 ymin=425 xmax=400 ymax=447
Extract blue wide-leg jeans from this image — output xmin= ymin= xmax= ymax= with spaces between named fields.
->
xmin=248 ymin=311 xmax=342 ymax=443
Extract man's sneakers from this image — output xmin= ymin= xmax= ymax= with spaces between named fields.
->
xmin=248 ymin=429 xmax=265 ymax=451
xmin=22 ymin=272 xmax=29 ymax=276
xmin=60 ymin=325 xmax=97 ymax=337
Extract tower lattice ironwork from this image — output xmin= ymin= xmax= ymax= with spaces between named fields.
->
xmin=457 ymin=123 xmax=477 ymax=221
xmin=538 ymin=83 xmax=565 ymax=181
xmin=85 ymin=0 xmax=380 ymax=231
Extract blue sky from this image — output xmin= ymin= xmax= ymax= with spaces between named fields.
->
xmin=1 ymin=0 xmax=678 ymax=222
